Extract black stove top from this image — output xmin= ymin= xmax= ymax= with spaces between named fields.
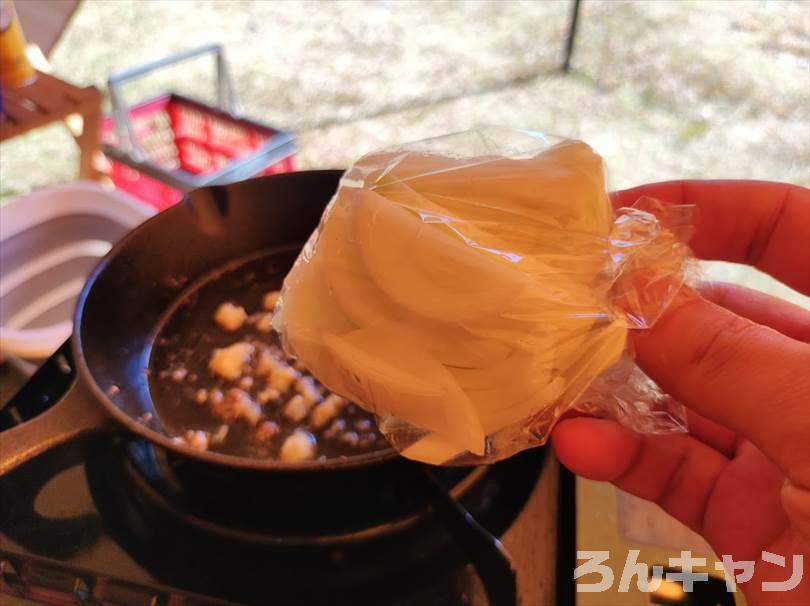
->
xmin=0 ymin=344 xmax=575 ymax=606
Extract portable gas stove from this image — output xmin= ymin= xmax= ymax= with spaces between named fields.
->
xmin=0 ymin=342 xmax=575 ymax=606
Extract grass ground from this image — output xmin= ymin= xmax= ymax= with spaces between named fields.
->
xmin=2 ymin=0 xmax=808 ymax=197
xmin=1 ymin=0 xmax=808 ymax=304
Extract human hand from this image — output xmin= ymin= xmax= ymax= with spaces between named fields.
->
xmin=552 ymin=180 xmax=810 ymax=606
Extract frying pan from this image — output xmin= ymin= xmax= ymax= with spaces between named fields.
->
xmin=0 ymin=171 xmax=368 ymax=472
xmin=0 ymin=170 xmax=519 ymax=605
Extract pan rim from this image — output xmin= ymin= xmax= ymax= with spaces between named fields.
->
xmin=72 ymin=170 xmax=402 ymax=471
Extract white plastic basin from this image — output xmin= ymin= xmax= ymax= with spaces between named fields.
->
xmin=0 ymin=182 xmax=155 ymax=359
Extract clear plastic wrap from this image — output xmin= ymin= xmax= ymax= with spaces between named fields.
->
xmin=274 ymin=128 xmax=695 ymax=465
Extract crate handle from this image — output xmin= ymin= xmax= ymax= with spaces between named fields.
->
xmin=107 ymin=44 xmax=239 ymax=159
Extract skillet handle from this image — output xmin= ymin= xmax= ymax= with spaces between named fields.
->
xmin=0 ymin=379 xmax=110 ymax=476
xmin=421 ymin=468 xmax=518 ymax=606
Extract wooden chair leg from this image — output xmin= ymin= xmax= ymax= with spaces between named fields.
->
xmin=75 ymin=108 xmax=104 ymax=181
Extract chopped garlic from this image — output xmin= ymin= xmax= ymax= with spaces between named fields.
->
xmin=269 ymin=364 xmax=299 ymax=393
xmin=280 ymin=430 xmax=317 ymax=461
xmin=211 ymin=388 xmax=262 ymax=426
xmin=209 ymin=389 xmax=224 ymax=406
xmin=283 ymin=394 xmax=313 ymax=423
xmin=209 ymin=342 xmax=254 ymax=380
xmin=256 ymin=387 xmax=281 ymax=405
xmin=295 ymin=377 xmax=322 ymax=406
xmin=310 ymin=394 xmax=347 ymax=429
xmin=255 ymin=312 xmax=274 ymax=333
xmin=255 ymin=348 xmax=275 ymax=377
xmin=214 ymin=302 xmax=248 ymax=331
xmin=323 ymin=418 xmax=346 ymax=439
xmin=255 ymin=421 xmax=280 ymax=442
xmin=263 ymin=291 xmax=280 ymax=311
xmin=183 ymin=430 xmax=210 ymax=451
xmin=211 ymin=424 xmax=229 ymax=445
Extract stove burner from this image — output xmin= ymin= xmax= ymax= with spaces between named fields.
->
xmin=81 ymin=436 xmax=546 ymax=605
xmin=116 ymin=435 xmax=500 ymax=544
xmin=1 ymin=342 xmax=556 ymax=606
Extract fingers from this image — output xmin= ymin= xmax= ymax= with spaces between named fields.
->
xmin=684 ymin=409 xmax=738 ymax=458
xmin=552 ymin=417 xmax=729 ymax=534
xmin=701 ymin=282 xmax=810 ymax=343
xmin=553 ymin=418 xmax=788 ymax=557
xmin=632 ymin=294 xmax=810 ymax=488
xmin=614 ymin=180 xmax=810 ymax=295
xmin=781 ymin=482 xmax=810 ymax=542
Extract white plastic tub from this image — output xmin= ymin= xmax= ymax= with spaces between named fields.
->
xmin=0 ymin=182 xmax=155 ymax=360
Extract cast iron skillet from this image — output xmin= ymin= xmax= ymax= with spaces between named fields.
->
xmin=0 ymin=171 xmax=360 ymax=473
xmin=0 ymin=170 xmax=517 ymax=605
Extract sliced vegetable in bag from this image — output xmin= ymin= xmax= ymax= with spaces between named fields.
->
xmin=274 ymin=128 xmax=693 ymax=464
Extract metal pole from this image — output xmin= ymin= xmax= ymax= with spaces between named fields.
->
xmin=562 ymin=0 xmax=582 ymax=73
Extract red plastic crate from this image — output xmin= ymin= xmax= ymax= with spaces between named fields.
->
xmin=101 ymin=94 xmax=295 ymax=211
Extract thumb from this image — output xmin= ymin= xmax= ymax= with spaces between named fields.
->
xmin=632 ymin=292 xmax=810 ymax=488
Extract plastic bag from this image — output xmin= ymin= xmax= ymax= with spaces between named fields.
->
xmin=274 ymin=128 xmax=695 ymax=465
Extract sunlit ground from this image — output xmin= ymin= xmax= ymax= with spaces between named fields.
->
xmin=1 ymin=0 xmax=808 ymax=304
